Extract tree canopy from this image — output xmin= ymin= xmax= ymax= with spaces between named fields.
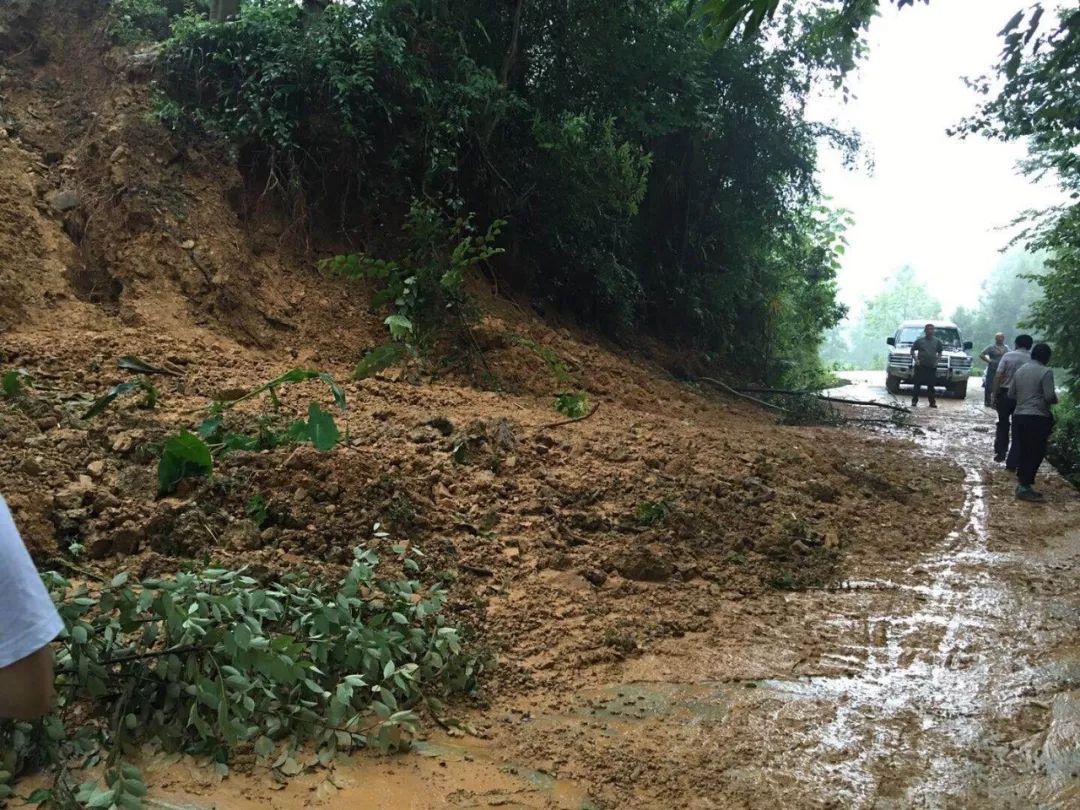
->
xmin=148 ymin=0 xmax=865 ymax=382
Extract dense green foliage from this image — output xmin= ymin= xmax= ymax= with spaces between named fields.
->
xmin=0 ymin=543 xmax=476 ymax=806
xmin=150 ymin=0 xmax=856 ymax=381
xmin=697 ymin=0 xmax=927 ymax=44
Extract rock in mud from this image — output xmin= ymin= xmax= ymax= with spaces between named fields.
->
xmin=54 ymin=475 xmax=94 ymax=510
xmin=224 ymin=519 xmax=261 ymax=551
xmin=581 ymin=567 xmax=608 ymax=586
xmin=611 ymin=543 xmax=674 ymax=582
xmin=45 ymin=188 xmax=80 ymax=212
xmin=426 ymin=416 xmax=455 ymax=436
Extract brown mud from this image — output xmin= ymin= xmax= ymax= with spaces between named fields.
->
xmin=3 ymin=4 xmax=1080 ymax=808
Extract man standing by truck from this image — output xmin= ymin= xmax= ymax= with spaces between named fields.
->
xmin=910 ymin=323 xmax=944 ymax=408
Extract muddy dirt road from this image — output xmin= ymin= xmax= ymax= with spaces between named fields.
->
xmin=137 ymin=373 xmax=1080 ymax=810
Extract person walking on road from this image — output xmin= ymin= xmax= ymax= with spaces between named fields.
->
xmin=0 ymin=495 xmax=62 ymax=719
xmin=992 ymin=334 xmax=1034 ymax=469
xmin=980 ymin=333 xmax=1008 ymax=408
xmin=910 ymin=323 xmax=944 ymax=408
xmin=1009 ymin=342 xmax=1058 ymax=502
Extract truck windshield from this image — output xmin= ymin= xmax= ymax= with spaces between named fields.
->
xmin=896 ymin=327 xmax=963 ymax=349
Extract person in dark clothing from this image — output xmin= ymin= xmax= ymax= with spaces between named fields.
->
xmin=992 ymin=334 xmax=1034 ymax=468
xmin=1009 ymin=343 xmax=1057 ymax=502
xmin=980 ymin=333 xmax=1007 ymax=407
xmin=910 ymin=323 xmax=944 ymax=408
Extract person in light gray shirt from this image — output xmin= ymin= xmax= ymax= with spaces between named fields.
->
xmin=0 ymin=496 xmax=62 ymax=718
xmin=992 ymin=334 xmax=1033 ymax=468
xmin=1008 ymin=342 xmax=1058 ymax=502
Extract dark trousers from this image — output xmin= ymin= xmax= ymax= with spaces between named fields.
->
xmin=995 ymin=396 xmax=1018 ymax=466
xmin=984 ymin=367 xmax=998 ymax=406
xmin=1013 ymin=415 xmax=1053 ymax=487
xmin=912 ymin=366 xmax=937 ymax=404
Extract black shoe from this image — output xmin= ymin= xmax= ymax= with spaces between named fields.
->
xmin=994 ymin=454 xmax=1005 ymax=463
xmin=911 ymin=398 xmax=918 ymax=407
xmin=929 ymin=403 xmax=938 ymax=408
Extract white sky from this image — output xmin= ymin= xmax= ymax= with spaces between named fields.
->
xmin=810 ymin=0 xmax=1065 ymax=320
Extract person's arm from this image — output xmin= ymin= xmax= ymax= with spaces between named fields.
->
xmin=0 ymin=497 xmax=63 ymax=720
xmin=1043 ymin=369 xmax=1059 ymax=407
xmin=0 ymin=647 xmax=55 ymax=719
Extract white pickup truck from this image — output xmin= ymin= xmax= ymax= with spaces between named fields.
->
xmin=885 ymin=320 xmax=974 ymax=399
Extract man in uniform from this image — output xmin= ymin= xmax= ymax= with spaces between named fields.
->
xmin=910 ymin=323 xmax=944 ymax=408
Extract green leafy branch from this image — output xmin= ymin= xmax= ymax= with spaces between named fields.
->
xmin=1 ymin=542 xmax=479 ymax=804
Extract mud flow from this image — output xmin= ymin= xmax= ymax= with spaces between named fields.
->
xmin=119 ymin=375 xmax=1080 ymax=809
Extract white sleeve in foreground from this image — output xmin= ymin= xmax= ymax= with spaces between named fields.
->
xmin=0 ymin=497 xmax=64 ymax=669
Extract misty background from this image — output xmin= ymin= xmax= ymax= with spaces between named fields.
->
xmin=812 ymin=0 xmax=1064 ymax=371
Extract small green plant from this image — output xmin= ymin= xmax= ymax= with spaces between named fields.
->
xmin=1 ymin=541 xmax=477 ymax=801
xmin=157 ymin=430 xmax=214 ymax=495
xmin=514 ymin=336 xmax=573 ymax=385
xmin=154 ymin=369 xmax=347 ymax=496
xmin=322 ymin=202 xmax=505 ymax=379
xmin=247 ymin=493 xmax=271 ymax=528
xmin=554 ymin=391 xmax=589 ymax=419
xmin=635 ymin=499 xmax=672 ymax=526
xmin=1 ymin=368 xmax=30 ymax=399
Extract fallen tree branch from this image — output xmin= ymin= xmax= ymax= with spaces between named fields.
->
xmin=697 ymin=377 xmax=788 ymax=413
xmin=539 ymin=402 xmax=601 ymax=429
xmin=738 ymin=388 xmax=911 ymax=414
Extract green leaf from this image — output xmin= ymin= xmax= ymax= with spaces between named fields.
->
xmin=318 ymin=372 xmax=347 ymax=412
xmin=117 ymin=355 xmax=179 ymax=376
xmin=353 ymin=343 xmax=407 ymax=380
xmin=157 ymin=431 xmax=213 ymax=496
xmin=279 ymin=756 xmax=303 ymax=776
xmin=82 ymin=380 xmax=149 ymax=420
xmin=25 ymin=788 xmax=52 ymax=805
xmin=254 ymin=736 xmax=275 ymax=758
xmin=384 ymin=314 xmax=414 ymax=340
xmin=86 ymin=787 xmax=116 ymax=808
xmin=306 ymin=403 xmax=340 ymax=452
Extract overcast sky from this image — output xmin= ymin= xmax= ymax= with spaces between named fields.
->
xmin=810 ymin=0 xmax=1065 ymax=321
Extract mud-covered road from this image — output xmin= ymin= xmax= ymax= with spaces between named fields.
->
xmin=137 ymin=373 xmax=1080 ymax=810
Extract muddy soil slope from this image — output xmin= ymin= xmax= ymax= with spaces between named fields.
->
xmin=9 ymin=5 xmax=1075 ymax=809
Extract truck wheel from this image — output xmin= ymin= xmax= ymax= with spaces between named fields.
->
xmin=886 ymin=375 xmax=900 ymax=395
xmin=952 ymin=381 xmax=968 ymax=399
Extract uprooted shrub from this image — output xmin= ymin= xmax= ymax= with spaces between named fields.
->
xmin=0 ymin=541 xmax=479 ymax=805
